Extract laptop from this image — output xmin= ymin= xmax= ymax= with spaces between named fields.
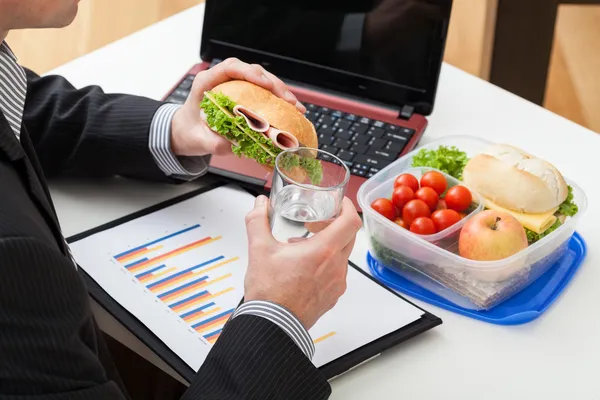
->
xmin=162 ymin=0 xmax=453 ymax=211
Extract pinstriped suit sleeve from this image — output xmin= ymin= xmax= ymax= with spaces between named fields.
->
xmin=184 ymin=314 xmax=331 ymax=400
xmin=22 ymin=69 xmax=177 ymax=182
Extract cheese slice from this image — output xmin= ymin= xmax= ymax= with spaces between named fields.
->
xmin=482 ymin=197 xmax=558 ymax=234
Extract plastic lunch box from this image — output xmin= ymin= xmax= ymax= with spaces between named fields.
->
xmin=357 ymin=135 xmax=588 ymax=310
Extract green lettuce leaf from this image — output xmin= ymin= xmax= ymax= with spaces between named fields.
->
xmin=558 ymin=185 xmax=578 ymax=217
xmin=411 ymin=145 xmax=469 ymax=180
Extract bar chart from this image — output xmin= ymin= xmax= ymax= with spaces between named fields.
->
xmin=111 ymin=223 xmax=241 ymax=345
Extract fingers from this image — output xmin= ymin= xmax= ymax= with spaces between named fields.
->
xmin=245 ymin=195 xmax=275 ymax=247
xmin=198 ymin=122 xmax=232 ymax=155
xmin=191 ymin=58 xmax=304 ymax=112
xmin=315 ymin=197 xmax=362 ymax=250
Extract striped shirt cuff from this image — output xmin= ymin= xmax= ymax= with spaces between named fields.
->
xmin=149 ymin=103 xmax=208 ymax=180
xmin=232 ymin=300 xmax=315 ymax=360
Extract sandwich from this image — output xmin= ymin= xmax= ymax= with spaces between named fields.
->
xmin=462 ymin=144 xmax=578 ymax=244
xmin=200 ymin=80 xmax=323 ymax=184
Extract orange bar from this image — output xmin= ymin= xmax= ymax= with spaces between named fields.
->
xmin=206 ymin=334 xmax=220 ymax=344
xmin=149 ymin=271 xmax=194 ymax=293
xmin=142 ymin=266 xmax=177 ymax=283
xmin=171 ymin=287 xmax=234 ymax=313
xmin=201 ymin=273 xmax=232 ymax=287
xmin=313 ymin=332 xmax=336 ymax=344
xmin=194 ymin=314 xmax=232 ymax=333
xmin=193 ymin=257 xmax=239 ymax=275
xmin=129 ymin=237 xmax=221 ymax=272
xmin=186 ymin=307 xmax=221 ymax=324
xmin=160 ymin=281 xmax=209 ymax=303
xmin=117 ymin=245 xmax=164 ymax=263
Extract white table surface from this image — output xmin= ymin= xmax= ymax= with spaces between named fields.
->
xmin=46 ymin=4 xmax=600 ymax=398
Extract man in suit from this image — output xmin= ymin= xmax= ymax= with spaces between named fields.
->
xmin=0 ymin=1 xmax=362 ymax=399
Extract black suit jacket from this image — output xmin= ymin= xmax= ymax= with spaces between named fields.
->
xmin=0 ymin=70 xmax=331 ymax=399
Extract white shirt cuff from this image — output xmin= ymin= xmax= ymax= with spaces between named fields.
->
xmin=232 ymin=300 xmax=315 ymax=360
xmin=149 ymin=103 xmax=208 ymax=180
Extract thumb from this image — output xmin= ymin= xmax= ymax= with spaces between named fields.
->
xmin=245 ymin=195 xmax=275 ymax=245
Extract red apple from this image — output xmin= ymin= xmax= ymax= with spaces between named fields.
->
xmin=459 ymin=210 xmax=528 ymax=263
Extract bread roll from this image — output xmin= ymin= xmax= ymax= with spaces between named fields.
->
xmin=211 ymin=80 xmax=318 ymax=149
xmin=462 ymin=144 xmax=568 ymax=213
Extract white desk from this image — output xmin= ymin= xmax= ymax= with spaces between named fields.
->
xmin=47 ymin=4 xmax=600 ymax=398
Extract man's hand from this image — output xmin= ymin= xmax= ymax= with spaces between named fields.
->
xmin=243 ymin=195 xmax=362 ymax=330
xmin=169 ymin=58 xmax=305 ymax=157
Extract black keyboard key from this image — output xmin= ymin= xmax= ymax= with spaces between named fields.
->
xmin=385 ymin=141 xmax=405 ymax=154
xmin=318 ymin=107 xmax=331 ymax=115
xmin=351 ymin=168 xmax=366 ymax=177
xmin=359 ymin=117 xmax=370 ymax=125
xmin=319 ymin=152 xmax=333 ymax=162
xmin=353 ymin=134 xmax=370 ymax=145
xmin=367 ymin=171 xmax=376 ymax=179
xmin=369 ymin=137 xmax=387 ymax=150
xmin=401 ymin=127 xmax=416 ymax=136
xmin=319 ymin=115 xmax=336 ymax=126
xmin=173 ymin=89 xmax=189 ymax=99
xmin=319 ymin=144 xmax=337 ymax=155
xmin=331 ymin=110 xmax=344 ymax=119
xmin=336 ymin=149 xmax=355 ymax=163
xmin=350 ymin=142 xmax=369 ymax=154
xmin=333 ymin=138 xmax=352 ymax=150
xmin=354 ymin=155 xmax=391 ymax=169
xmin=335 ymin=129 xmax=354 ymax=140
xmin=179 ymin=77 xmax=193 ymax=90
xmin=318 ymin=125 xmax=337 ymax=137
xmin=345 ymin=113 xmax=357 ymax=121
xmin=373 ymin=120 xmax=385 ymax=128
xmin=367 ymin=127 xmax=385 ymax=138
xmin=370 ymin=167 xmax=380 ymax=174
xmin=386 ymin=124 xmax=399 ymax=131
xmin=351 ymin=122 xmax=369 ymax=135
xmin=334 ymin=119 xmax=352 ymax=131
xmin=318 ymin=133 xmax=334 ymax=145
xmin=305 ymin=111 xmax=320 ymax=123
xmin=385 ymin=131 xmax=410 ymax=143
xmin=354 ymin=163 xmax=370 ymax=171
xmin=367 ymin=148 xmax=396 ymax=161
xmin=306 ymin=103 xmax=317 ymax=111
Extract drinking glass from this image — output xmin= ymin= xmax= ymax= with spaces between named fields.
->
xmin=269 ymin=147 xmax=350 ymax=242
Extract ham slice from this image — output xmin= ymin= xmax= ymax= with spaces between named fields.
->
xmin=266 ymin=127 xmax=300 ymax=150
xmin=233 ymin=105 xmax=269 ymax=132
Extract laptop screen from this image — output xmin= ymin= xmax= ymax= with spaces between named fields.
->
xmin=201 ymin=0 xmax=452 ymax=115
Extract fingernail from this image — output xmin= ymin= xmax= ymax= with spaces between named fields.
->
xmin=285 ymin=90 xmax=297 ymax=101
xmin=255 ymin=195 xmax=267 ymax=206
xmin=296 ymin=101 xmax=306 ymax=112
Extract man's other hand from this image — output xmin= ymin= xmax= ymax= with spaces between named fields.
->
xmin=169 ymin=58 xmax=305 ymax=157
xmin=243 ymin=195 xmax=362 ymax=330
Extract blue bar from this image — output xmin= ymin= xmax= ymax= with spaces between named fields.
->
xmin=135 ymin=264 xmax=166 ymax=279
xmin=204 ymin=328 xmax=223 ymax=340
xmin=169 ymin=290 xmax=209 ymax=309
xmin=180 ymin=302 xmax=215 ymax=319
xmin=114 ymin=224 xmax=201 ymax=259
xmin=147 ymin=256 xmax=223 ymax=289
xmin=192 ymin=308 xmax=235 ymax=329
xmin=157 ymin=276 xmax=208 ymax=299
xmin=124 ymin=257 xmax=148 ymax=269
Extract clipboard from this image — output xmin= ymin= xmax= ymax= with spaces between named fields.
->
xmin=67 ymin=181 xmax=442 ymax=383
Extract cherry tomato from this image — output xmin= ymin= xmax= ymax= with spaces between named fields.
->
xmin=410 ymin=217 xmax=437 ymax=235
xmin=371 ymin=198 xmax=396 ymax=220
xmin=394 ymin=218 xmax=408 ymax=229
xmin=392 ymin=186 xmax=415 ymax=211
xmin=394 ymin=173 xmax=419 ymax=192
xmin=445 ymin=185 xmax=473 ymax=212
xmin=420 ymin=171 xmax=447 ymax=195
xmin=431 ymin=209 xmax=462 ymax=232
xmin=415 ymin=187 xmax=439 ymax=211
xmin=402 ymin=199 xmax=431 ymax=226
xmin=436 ymin=199 xmax=447 ymax=210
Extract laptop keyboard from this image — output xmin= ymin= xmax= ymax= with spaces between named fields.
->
xmin=165 ymin=75 xmax=415 ymax=179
